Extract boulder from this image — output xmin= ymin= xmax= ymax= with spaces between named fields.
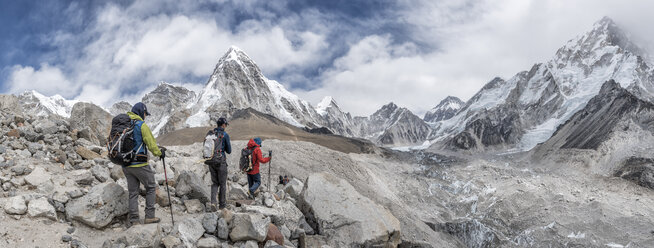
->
xmin=184 ymin=199 xmax=204 ymax=214
xmin=298 ymin=172 xmax=401 ymax=247
xmin=110 ymin=164 xmax=125 ymax=180
xmin=162 ymin=235 xmax=182 ymax=248
xmin=69 ymin=102 xmax=112 ymax=146
xmin=27 ymin=197 xmax=57 ymax=220
xmin=77 ymin=146 xmax=101 ymax=160
xmin=173 ymin=217 xmax=205 ymax=247
xmin=71 ymin=170 xmax=95 ymax=185
xmin=91 ymin=165 xmax=111 ymax=183
xmin=230 ymin=213 xmax=271 ymax=242
xmin=156 ymin=187 xmax=171 ymax=207
xmin=0 ymin=95 xmax=24 ymax=115
xmin=265 ymin=224 xmax=284 ymax=245
xmin=65 ymin=182 xmax=128 ymax=228
xmin=123 ymin=223 xmax=161 ymax=248
xmin=176 ymin=171 xmax=210 ymax=203
xmin=34 ymin=119 xmax=59 ymax=135
xmin=216 ymin=217 xmax=229 ymax=240
xmin=4 ymin=195 xmax=27 ymax=215
xmin=24 ymin=167 xmax=52 ymax=186
xmin=283 ymin=178 xmax=303 ymax=199
xmin=197 ymin=237 xmax=220 ymax=248
xmin=202 ymin=212 xmax=219 ymax=233
xmin=228 ymin=183 xmax=249 ymax=200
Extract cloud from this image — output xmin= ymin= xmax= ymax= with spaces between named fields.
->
xmin=3 ymin=0 xmax=332 ymax=107
xmin=298 ymin=0 xmax=654 ymax=117
xmin=6 ymin=63 xmax=76 ymax=98
xmin=3 ymin=0 xmax=654 ymax=117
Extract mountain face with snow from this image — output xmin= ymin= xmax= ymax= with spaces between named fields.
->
xmin=315 ymin=96 xmax=362 ymax=137
xmin=434 ymin=17 xmax=654 ymax=151
xmin=18 ymin=91 xmax=79 ymax=118
xmin=141 ymin=82 xmax=196 ymax=136
xmin=185 ymin=46 xmax=322 ymax=129
xmin=424 ymin=96 xmax=464 ymax=123
xmin=365 ymin=103 xmax=434 ymax=146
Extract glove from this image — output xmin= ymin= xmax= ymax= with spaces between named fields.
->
xmin=268 ymin=150 xmax=272 ymax=157
xmin=159 ymin=146 xmax=167 ymax=159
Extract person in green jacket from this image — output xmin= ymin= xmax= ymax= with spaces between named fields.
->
xmin=124 ymin=102 xmax=165 ymax=227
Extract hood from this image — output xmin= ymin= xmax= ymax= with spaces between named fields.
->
xmin=247 ymin=139 xmax=259 ymax=149
xmin=127 ymin=112 xmax=144 ymax=121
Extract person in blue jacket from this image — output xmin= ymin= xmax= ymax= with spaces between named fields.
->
xmin=206 ymin=117 xmax=231 ymax=210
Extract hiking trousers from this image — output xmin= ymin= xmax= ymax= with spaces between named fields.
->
xmin=122 ymin=165 xmax=156 ymax=221
xmin=208 ymin=160 xmax=228 ymax=208
xmin=247 ymin=173 xmax=261 ymax=194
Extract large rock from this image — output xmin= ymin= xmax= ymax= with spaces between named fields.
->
xmin=173 ymin=217 xmax=205 ymax=247
xmin=123 ymin=223 xmax=162 ymax=248
xmin=76 ymin=146 xmax=101 ymax=160
xmin=197 ymin=237 xmax=220 ymax=248
xmin=71 ymin=170 xmax=95 ymax=185
xmin=216 ymin=218 xmax=229 ymax=240
xmin=4 ymin=195 xmax=27 ymax=215
xmin=24 ymin=167 xmax=52 ymax=186
xmin=69 ymin=102 xmax=112 ymax=146
xmin=176 ymin=171 xmax=210 ymax=203
xmin=65 ymin=182 xmax=128 ymax=228
xmin=202 ymin=212 xmax=219 ymax=233
xmin=34 ymin=119 xmax=59 ymax=135
xmin=0 ymin=95 xmax=24 ymax=115
xmin=265 ymin=224 xmax=284 ymax=245
xmin=230 ymin=213 xmax=271 ymax=242
xmin=184 ymin=199 xmax=204 ymax=214
xmin=298 ymin=172 xmax=401 ymax=247
xmin=283 ymin=178 xmax=303 ymax=199
xmin=91 ymin=165 xmax=111 ymax=183
xmin=27 ymin=197 xmax=57 ymax=220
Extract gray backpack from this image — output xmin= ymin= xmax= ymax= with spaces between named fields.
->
xmin=203 ymin=130 xmax=224 ymax=165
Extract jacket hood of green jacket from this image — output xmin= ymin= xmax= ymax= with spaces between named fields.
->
xmin=127 ymin=112 xmax=144 ymax=121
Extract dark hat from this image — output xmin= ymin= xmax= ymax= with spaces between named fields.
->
xmin=217 ymin=117 xmax=229 ymax=126
xmin=131 ymin=102 xmax=151 ymax=119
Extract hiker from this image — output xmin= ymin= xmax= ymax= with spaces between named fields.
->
xmin=205 ymin=117 xmax=232 ymax=210
xmin=246 ymin=137 xmax=271 ymax=199
xmin=124 ymin=102 xmax=164 ymax=227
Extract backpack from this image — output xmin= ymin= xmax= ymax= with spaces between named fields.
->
xmin=239 ymin=147 xmax=254 ymax=173
xmin=106 ymin=114 xmax=139 ymax=166
xmin=203 ymin=130 xmax=225 ymax=166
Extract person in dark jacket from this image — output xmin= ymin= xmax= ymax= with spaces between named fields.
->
xmin=206 ymin=117 xmax=231 ymax=210
xmin=124 ymin=102 xmax=164 ymax=227
xmin=246 ymin=137 xmax=271 ymax=199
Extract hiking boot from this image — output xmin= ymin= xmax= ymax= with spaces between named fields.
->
xmin=208 ymin=203 xmax=218 ymax=212
xmin=144 ymin=217 xmax=160 ymax=224
xmin=126 ymin=220 xmax=140 ymax=229
xmin=247 ymin=190 xmax=254 ymax=200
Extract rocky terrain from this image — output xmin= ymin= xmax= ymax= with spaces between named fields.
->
xmin=3 ymin=16 xmax=654 ymax=248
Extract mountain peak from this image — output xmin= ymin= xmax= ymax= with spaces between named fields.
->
xmin=424 ymin=96 xmax=464 ymax=122
xmin=219 ymin=45 xmax=253 ymax=64
xmin=561 ymin=16 xmax=643 ymax=57
xmin=316 ymin=96 xmax=339 ymax=116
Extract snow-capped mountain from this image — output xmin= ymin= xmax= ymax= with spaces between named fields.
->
xmin=315 ymin=96 xmax=362 ymax=137
xmin=434 ymin=17 xmax=654 ymax=151
xmin=360 ymin=103 xmax=434 ymax=146
xmin=538 ymin=79 xmax=654 ymax=151
xmin=424 ymin=96 xmax=464 ymax=122
xmin=18 ymin=90 xmax=79 ymax=118
xmin=185 ymin=46 xmax=322 ymax=129
xmin=142 ymin=82 xmax=197 ymax=136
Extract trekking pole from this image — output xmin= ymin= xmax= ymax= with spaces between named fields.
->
xmin=162 ymin=157 xmax=175 ymax=226
xmin=268 ymin=150 xmax=272 ymax=192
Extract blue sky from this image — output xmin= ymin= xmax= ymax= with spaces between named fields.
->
xmin=1 ymin=0 xmax=653 ymax=116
